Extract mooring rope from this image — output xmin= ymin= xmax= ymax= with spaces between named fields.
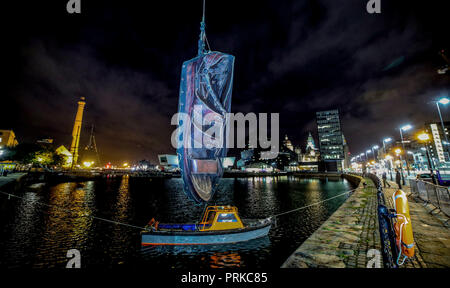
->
xmin=0 ymin=186 xmax=358 ymax=231
xmin=0 ymin=190 xmax=147 ymax=230
xmin=271 ymin=187 xmax=358 ymax=218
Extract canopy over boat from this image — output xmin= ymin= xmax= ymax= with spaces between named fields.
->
xmin=176 ymin=3 xmax=234 ymax=203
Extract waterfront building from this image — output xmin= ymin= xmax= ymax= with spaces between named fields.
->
xmin=55 ymin=145 xmax=73 ymax=168
xmin=298 ymin=132 xmax=320 ymax=171
xmin=316 ymin=109 xmax=345 ymax=171
xmin=221 ymin=157 xmax=236 ymax=170
xmin=294 ymin=146 xmax=302 ymax=162
xmin=158 ymin=154 xmax=179 ymax=170
xmin=424 ymin=121 xmax=450 ymax=163
xmin=36 ymin=138 xmax=54 ymax=145
xmin=244 ymin=162 xmax=274 ymax=173
xmin=306 ymin=132 xmax=316 ymax=151
xmin=237 ymin=148 xmax=255 ymax=169
xmin=283 ymin=135 xmax=294 ymax=151
xmin=137 ymin=159 xmax=156 ymax=171
xmin=0 ymin=130 xmax=19 ymax=148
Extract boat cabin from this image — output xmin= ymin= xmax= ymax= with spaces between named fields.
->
xmin=198 ymin=206 xmax=244 ymax=231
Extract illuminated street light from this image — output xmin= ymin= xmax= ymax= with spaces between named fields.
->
xmin=400 ymin=124 xmax=412 ymax=131
xmin=382 ymin=137 xmax=392 ymax=154
xmin=438 ymin=97 xmax=450 ymax=105
xmin=394 ymin=148 xmax=402 ymax=155
xmin=417 ymin=132 xmax=430 ymax=141
xmin=399 ymin=124 xmax=412 ymax=175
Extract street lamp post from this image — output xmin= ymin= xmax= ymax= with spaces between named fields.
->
xmin=383 ymin=138 xmax=392 ymax=155
xmin=385 ymin=155 xmax=393 ymax=180
xmin=360 ymin=153 xmax=366 ymax=173
xmin=395 ymin=148 xmax=406 ymax=186
xmin=372 ymin=145 xmax=379 ymax=161
xmin=399 ymin=125 xmax=412 ymax=176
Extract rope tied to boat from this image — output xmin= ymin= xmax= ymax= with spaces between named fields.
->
xmin=0 ymin=190 xmax=147 ymax=230
xmin=0 ymin=186 xmax=358 ymax=231
xmin=271 ymin=187 xmax=358 ymax=218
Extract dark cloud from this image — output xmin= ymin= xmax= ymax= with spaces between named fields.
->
xmin=1 ymin=0 xmax=449 ymax=163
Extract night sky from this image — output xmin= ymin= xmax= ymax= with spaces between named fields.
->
xmin=2 ymin=0 xmax=449 ymax=164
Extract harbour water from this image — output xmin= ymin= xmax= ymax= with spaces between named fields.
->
xmin=0 ymin=176 xmax=354 ymax=268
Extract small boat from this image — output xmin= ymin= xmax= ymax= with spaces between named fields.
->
xmin=141 ymin=206 xmax=272 ymax=246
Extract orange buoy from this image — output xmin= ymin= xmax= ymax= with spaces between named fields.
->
xmin=393 ymin=190 xmax=415 ymax=259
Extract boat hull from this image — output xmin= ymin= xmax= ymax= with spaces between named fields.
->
xmin=142 ymin=222 xmax=271 ymax=246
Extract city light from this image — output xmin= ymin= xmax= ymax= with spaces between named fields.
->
xmin=400 ymin=124 xmax=412 ymax=131
xmin=438 ymin=97 xmax=450 ymax=105
xmin=366 ymin=150 xmax=371 ymax=153
xmin=83 ymin=161 xmax=94 ymax=168
xmin=383 ymin=137 xmax=392 ymax=143
xmin=372 ymin=145 xmax=379 ymax=149
xmin=394 ymin=148 xmax=402 ymax=155
xmin=417 ymin=132 xmax=430 ymax=142
xmin=385 ymin=155 xmax=393 ymax=160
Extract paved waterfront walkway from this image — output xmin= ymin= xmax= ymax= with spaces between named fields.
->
xmin=0 ymin=173 xmax=27 ymax=189
xmin=282 ymin=177 xmax=381 ymax=268
xmin=383 ymin=180 xmax=450 ymax=268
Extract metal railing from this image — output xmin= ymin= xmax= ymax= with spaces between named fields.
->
xmin=364 ymin=173 xmax=399 ymax=268
xmin=409 ymin=179 xmax=450 ymax=219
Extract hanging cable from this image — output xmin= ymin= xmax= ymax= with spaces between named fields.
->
xmin=0 ymin=190 xmax=146 ymax=231
xmin=271 ymin=187 xmax=358 ymax=218
xmin=0 ymin=185 xmax=358 ymax=231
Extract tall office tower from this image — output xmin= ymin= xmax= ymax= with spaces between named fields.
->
xmin=316 ymin=109 xmax=344 ymax=171
xmin=70 ymin=97 xmax=86 ymax=167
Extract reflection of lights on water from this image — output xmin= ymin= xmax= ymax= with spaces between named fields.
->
xmin=114 ymin=176 xmax=130 ymax=222
xmin=34 ymin=182 xmax=95 ymax=260
xmin=209 ymin=252 xmax=242 ymax=268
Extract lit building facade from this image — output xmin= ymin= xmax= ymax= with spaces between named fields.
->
xmin=0 ymin=130 xmax=19 ymax=148
xmin=424 ymin=121 xmax=450 ymax=165
xmin=283 ymin=135 xmax=294 ymax=151
xmin=316 ymin=109 xmax=344 ymax=171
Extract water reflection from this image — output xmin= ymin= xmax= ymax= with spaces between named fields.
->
xmin=0 ymin=176 xmax=353 ymax=268
xmin=33 ymin=182 xmax=95 ymax=267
